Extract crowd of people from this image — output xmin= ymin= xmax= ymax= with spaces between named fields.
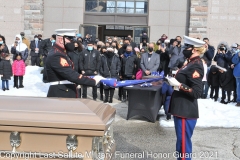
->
xmin=0 ymin=32 xmax=240 ymax=107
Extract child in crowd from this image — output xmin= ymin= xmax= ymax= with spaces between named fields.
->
xmin=207 ymin=65 xmax=220 ymax=101
xmin=12 ymin=54 xmax=25 ymax=89
xmin=218 ymin=66 xmax=235 ymax=104
xmin=201 ymin=57 xmax=208 ymax=98
xmin=0 ymin=53 xmax=12 ymax=91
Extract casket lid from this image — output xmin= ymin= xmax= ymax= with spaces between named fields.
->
xmin=0 ymin=96 xmax=115 ymax=132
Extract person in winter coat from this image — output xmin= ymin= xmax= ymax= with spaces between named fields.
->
xmin=156 ymin=44 xmax=170 ymax=77
xmin=99 ymin=46 xmax=107 ymax=101
xmin=219 ymin=67 xmax=235 ymax=104
xmin=232 ymin=48 xmax=240 ymax=106
xmin=11 ymin=34 xmax=28 ymax=62
xmin=207 ymin=65 xmax=220 ymax=101
xmin=12 ymin=54 xmax=26 ymax=88
xmin=0 ymin=53 xmax=12 ymax=91
xmin=0 ymin=35 xmax=9 ymax=53
xmin=100 ymin=47 xmax=121 ymax=103
xmin=213 ymin=41 xmax=232 ymax=69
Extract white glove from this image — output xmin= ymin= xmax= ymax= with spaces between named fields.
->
xmin=165 ymin=76 xmax=181 ymax=87
xmin=93 ymin=75 xmax=105 ymax=85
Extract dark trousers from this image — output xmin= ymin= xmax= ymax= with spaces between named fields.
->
xmin=31 ymin=56 xmax=40 ymax=66
xmin=174 ymin=116 xmax=197 ymax=160
xmin=210 ymin=86 xmax=219 ymax=99
xmin=100 ymin=82 xmax=104 ymax=96
xmin=122 ymin=76 xmax=134 ymax=99
xmin=2 ymin=80 xmax=9 ymax=89
xmin=82 ymin=85 xmax=97 ymax=99
xmin=104 ymin=88 xmax=115 ymax=101
xmin=14 ymin=76 xmax=23 ymax=87
xmin=221 ymin=90 xmax=231 ymax=101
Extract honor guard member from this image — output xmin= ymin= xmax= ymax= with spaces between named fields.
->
xmin=46 ymin=29 xmax=103 ymax=98
xmin=166 ymin=36 xmax=206 ymax=160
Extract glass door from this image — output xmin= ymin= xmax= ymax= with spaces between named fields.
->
xmin=79 ymin=25 xmax=98 ymax=41
xmin=132 ymin=26 xmax=150 ymax=46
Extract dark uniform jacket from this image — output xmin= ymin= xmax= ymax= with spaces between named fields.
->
xmin=169 ymin=56 xmax=204 ymax=118
xmin=0 ymin=59 xmax=12 ymax=80
xmin=100 ymin=54 xmax=121 ymax=79
xmin=41 ymin=39 xmax=54 ymax=57
xmin=120 ymin=53 xmax=137 ymax=77
xmin=46 ymin=45 xmax=96 ymax=98
xmin=79 ymin=49 xmax=101 ymax=75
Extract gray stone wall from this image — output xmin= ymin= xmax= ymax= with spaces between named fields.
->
xmin=189 ymin=0 xmax=208 ymax=39
xmin=24 ymin=0 xmax=44 ymax=40
xmin=148 ymin=0 xmax=190 ymax=42
xmin=0 ymin=0 xmax=24 ymax=46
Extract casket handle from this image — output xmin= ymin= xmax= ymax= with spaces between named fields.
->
xmin=10 ymin=132 xmax=21 ymax=153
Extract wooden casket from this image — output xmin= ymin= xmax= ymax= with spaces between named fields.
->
xmin=0 ymin=96 xmax=116 ymax=160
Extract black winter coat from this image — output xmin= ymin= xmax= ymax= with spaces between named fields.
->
xmin=100 ymin=55 xmax=121 ymax=79
xmin=203 ymin=45 xmax=215 ymax=67
xmin=120 ymin=54 xmax=137 ymax=77
xmin=0 ymin=59 xmax=12 ymax=80
xmin=68 ymin=50 xmax=81 ymax=73
xmin=156 ymin=49 xmax=170 ymax=73
xmin=79 ymin=49 xmax=101 ymax=75
xmin=219 ymin=68 xmax=235 ymax=91
xmin=207 ymin=66 xmax=220 ymax=87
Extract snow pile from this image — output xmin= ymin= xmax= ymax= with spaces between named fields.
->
xmin=0 ymin=66 xmax=49 ymax=97
xmin=159 ymin=99 xmax=240 ymax=128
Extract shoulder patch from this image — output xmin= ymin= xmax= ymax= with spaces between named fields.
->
xmin=60 ymin=57 xmax=69 ymax=67
xmin=192 ymin=70 xmax=200 ymax=78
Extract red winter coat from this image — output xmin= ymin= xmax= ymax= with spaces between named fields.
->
xmin=12 ymin=60 xmax=25 ymax=76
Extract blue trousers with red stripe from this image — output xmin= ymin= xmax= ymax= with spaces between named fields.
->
xmin=174 ymin=116 xmax=197 ymax=160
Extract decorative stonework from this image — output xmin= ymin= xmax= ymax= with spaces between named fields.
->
xmin=23 ymin=0 xmax=44 ymax=40
xmin=189 ymin=0 xmax=208 ymax=39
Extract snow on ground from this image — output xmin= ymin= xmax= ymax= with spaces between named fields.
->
xmin=159 ymin=98 xmax=240 ymax=128
xmin=0 ymin=66 xmax=49 ymax=97
xmin=0 ymin=66 xmax=240 ymax=128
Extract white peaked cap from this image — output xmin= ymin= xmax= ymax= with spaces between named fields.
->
xmin=55 ymin=29 xmax=77 ymax=37
xmin=183 ymin=36 xmax=205 ymax=47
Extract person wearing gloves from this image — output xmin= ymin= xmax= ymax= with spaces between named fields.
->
xmin=166 ymin=36 xmax=206 ymax=160
xmin=45 ymin=29 xmax=104 ymax=98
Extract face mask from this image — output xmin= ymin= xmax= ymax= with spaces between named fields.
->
xmin=35 ymin=38 xmax=38 ymax=41
xmin=17 ymin=40 xmax=21 ymax=43
xmin=0 ymin=41 xmax=3 ymax=44
xmin=65 ymin=43 xmax=75 ymax=52
xmin=87 ymin=46 xmax=93 ymax=51
xmin=106 ymin=51 xmax=115 ymax=58
xmin=126 ymin=51 xmax=131 ymax=54
xmin=97 ymin=45 xmax=102 ymax=49
xmin=177 ymin=41 xmax=181 ymax=45
xmin=112 ymin=46 xmax=116 ymax=48
xmin=120 ymin=42 xmax=123 ymax=45
xmin=148 ymin=47 xmax=153 ymax=52
xmin=74 ymin=47 xmax=78 ymax=50
xmin=183 ymin=49 xmax=193 ymax=58
xmin=123 ymin=44 xmax=128 ymax=49
xmin=51 ymin=40 xmax=55 ymax=43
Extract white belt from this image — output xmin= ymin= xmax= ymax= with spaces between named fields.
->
xmin=50 ymin=80 xmax=73 ymax=85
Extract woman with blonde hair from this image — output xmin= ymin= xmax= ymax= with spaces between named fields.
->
xmin=166 ymin=36 xmax=206 ymax=160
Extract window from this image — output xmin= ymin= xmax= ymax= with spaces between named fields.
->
xmin=85 ymin=0 xmax=148 ymax=14
xmin=106 ymin=25 xmax=133 ymax=30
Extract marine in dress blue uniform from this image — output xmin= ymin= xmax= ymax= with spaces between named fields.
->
xmin=46 ymin=29 xmax=103 ymax=98
xmin=166 ymin=36 xmax=206 ymax=160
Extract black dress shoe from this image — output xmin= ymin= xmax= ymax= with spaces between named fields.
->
xmin=166 ymin=115 xmax=171 ymax=120
xmin=109 ymin=99 xmax=113 ymax=103
xmin=6 ymin=88 xmax=9 ymax=90
xmin=19 ymin=85 xmax=24 ymax=88
xmin=104 ymin=99 xmax=108 ymax=103
xmin=220 ymin=100 xmax=227 ymax=104
xmin=2 ymin=88 xmax=5 ymax=91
